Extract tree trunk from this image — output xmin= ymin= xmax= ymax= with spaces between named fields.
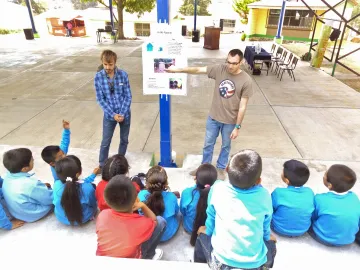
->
xmin=117 ymin=0 xmax=125 ymax=39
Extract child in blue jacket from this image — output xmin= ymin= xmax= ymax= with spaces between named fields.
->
xmin=53 ymin=155 xmax=97 ymax=225
xmin=2 ymin=148 xmax=53 ymax=222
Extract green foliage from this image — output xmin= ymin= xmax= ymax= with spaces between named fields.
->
xmin=0 ymin=28 xmax=21 ymax=35
xmin=19 ymin=0 xmax=47 ymax=15
xmin=232 ymin=0 xmax=259 ymax=21
xmin=123 ymin=0 xmax=156 ymax=17
xmin=241 ymin=32 xmax=246 ymax=41
xmin=179 ymin=0 xmax=212 ymax=16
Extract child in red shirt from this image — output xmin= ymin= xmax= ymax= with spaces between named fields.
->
xmin=96 ymin=175 xmax=166 ymax=259
xmin=96 ymin=155 xmax=141 ymax=211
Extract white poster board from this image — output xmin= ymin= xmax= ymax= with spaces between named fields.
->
xmin=142 ymin=23 xmax=188 ymax=96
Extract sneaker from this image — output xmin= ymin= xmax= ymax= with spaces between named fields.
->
xmin=152 ymin=249 xmax=163 ymax=260
xmin=189 ymin=168 xmax=197 ymax=176
xmin=217 ymin=168 xmax=227 ymax=180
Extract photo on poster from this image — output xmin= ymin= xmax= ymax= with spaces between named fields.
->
xmin=154 ymin=58 xmax=176 ymax=73
xmin=169 ymin=78 xmax=182 ymax=90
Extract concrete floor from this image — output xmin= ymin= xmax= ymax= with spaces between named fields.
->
xmin=1 ymin=34 xmax=360 ymax=269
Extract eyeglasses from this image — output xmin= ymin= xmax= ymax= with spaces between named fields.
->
xmin=226 ymin=60 xmax=240 ymax=66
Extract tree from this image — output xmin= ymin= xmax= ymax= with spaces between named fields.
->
xmin=179 ymin=0 xmax=212 ymax=16
xmin=350 ymin=4 xmax=360 ymax=31
xmin=82 ymin=0 xmax=156 ymax=39
xmin=71 ymin=0 xmax=98 ymax=10
xmin=16 ymin=0 xmax=47 ymax=14
xmin=232 ymin=0 xmax=259 ymax=24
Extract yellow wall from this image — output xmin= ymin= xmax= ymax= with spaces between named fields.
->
xmin=247 ymin=8 xmax=258 ymax=36
xmin=256 ymin=9 xmax=268 ymax=35
xmin=311 ymin=10 xmax=325 ymax=40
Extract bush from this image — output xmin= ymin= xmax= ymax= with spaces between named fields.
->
xmin=0 ymin=28 xmax=21 ymax=35
xmin=241 ymin=33 xmax=246 ymax=41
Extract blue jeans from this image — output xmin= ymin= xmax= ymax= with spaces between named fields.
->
xmin=141 ymin=216 xmax=167 ymax=259
xmin=99 ymin=113 xmax=131 ymax=167
xmin=202 ymin=116 xmax=235 ymax=170
xmin=194 ymin=234 xmax=277 ymax=270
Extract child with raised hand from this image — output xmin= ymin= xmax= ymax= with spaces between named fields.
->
xmin=194 ymin=149 xmax=277 ymax=269
xmin=0 ymin=176 xmax=25 ymax=230
xmin=2 ymin=148 xmax=53 ymax=222
xmin=310 ymin=164 xmax=360 ymax=246
xmin=96 ymin=175 xmax=166 ymax=260
xmin=54 ymin=155 xmax=97 ymax=225
xmin=41 ymin=120 xmax=99 ymax=182
xmin=138 ymin=165 xmax=181 ymax=242
xmin=271 ymin=160 xmax=314 ymax=237
xmin=96 ymin=154 xmax=142 ymax=211
xmin=180 ymin=164 xmax=217 ymax=238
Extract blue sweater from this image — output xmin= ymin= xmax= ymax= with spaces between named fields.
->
xmin=312 ymin=191 xmax=360 ymax=246
xmin=180 ymin=185 xmax=200 ymax=233
xmin=53 ymin=178 xmax=97 ymax=225
xmin=50 ymin=129 xmax=71 ymax=180
xmin=271 ymin=186 xmax=314 ymax=236
xmin=2 ymin=172 xmax=53 ymax=222
xmin=138 ymin=190 xmax=180 ymax=242
xmin=205 ymin=180 xmax=272 ymax=269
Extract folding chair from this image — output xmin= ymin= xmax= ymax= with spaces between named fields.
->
xmin=279 ymin=57 xmax=299 ymax=81
xmin=271 ymin=50 xmax=287 ymax=72
xmin=275 ymin=53 xmax=293 ymax=76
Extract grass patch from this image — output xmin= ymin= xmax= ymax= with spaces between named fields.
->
xmin=0 ymin=28 xmax=21 ymax=35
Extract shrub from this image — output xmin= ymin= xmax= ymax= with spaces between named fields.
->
xmin=241 ymin=33 xmax=246 ymax=41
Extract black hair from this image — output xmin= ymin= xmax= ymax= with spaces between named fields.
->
xmin=41 ymin=145 xmax=61 ymax=164
xmin=327 ymin=164 xmax=357 ymax=193
xmin=190 ymin=164 xmax=217 ymax=246
xmin=228 ymin=149 xmax=262 ymax=189
xmin=3 ymin=148 xmax=32 ymax=173
xmin=283 ymin=160 xmax=310 ymax=187
xmin=102 ymin=154 xmax=130 ymax=181
xmin=104 ymin=175 xmax=136 ymax=212
xmin=55 ymin=155 xmax=83 ymax=225
xmin=131 ymin=173 xmax=146 ymax=190
xmin=228 ymin=49 xmax=244 ymax=60
xmin=145 ymin=166 xmax=168 ymax=216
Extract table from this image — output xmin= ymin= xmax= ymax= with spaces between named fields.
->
xmin=244 ymin=46 xmax=272 ymax=75
xmin=96 ymin=29 xmax=118 ymax=44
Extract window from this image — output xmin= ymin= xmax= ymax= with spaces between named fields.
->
xmin=134 ymin=23 xmax=150 ymax=36
xmin=267 ymin=9 xmax=314 ymax=29
xmin=223 ymin=19 xmax=236 ymax=28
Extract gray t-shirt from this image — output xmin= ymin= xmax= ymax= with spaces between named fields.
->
xmin=207 ymin=64 xmax=253 ymax=124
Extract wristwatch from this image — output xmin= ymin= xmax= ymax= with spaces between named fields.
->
xmin=235 ymin=124 xmax=241 ymax=129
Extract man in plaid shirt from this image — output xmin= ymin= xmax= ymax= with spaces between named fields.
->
xmin=94 ymin=50 xmax=132 ymax=167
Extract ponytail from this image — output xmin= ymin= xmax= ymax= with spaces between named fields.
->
xmin=145 ymin=166 xmax=168 ymax=216
xmin=55 ymin=156 xmax=83 ymax=225
xmin=190 ymin=186 xmax=211 ymax=246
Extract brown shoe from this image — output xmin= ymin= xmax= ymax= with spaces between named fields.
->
xmin=189 ymin=168 xmax=197 ymax=176
xmin=217 ymin=168 xmax=227 ymax=180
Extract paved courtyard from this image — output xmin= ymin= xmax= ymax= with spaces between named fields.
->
xmin=0 ymin=33 xmax=360 ymax=269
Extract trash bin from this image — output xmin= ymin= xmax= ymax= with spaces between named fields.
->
xmin=23 ymin=28 xmax=34 ymax=40
xmin=182 ymin=25 xmax=187 ymax=36
xmin=203 ymin=27 xmax=221 ymax=50
xmin=192 ymin=30 xmax=200 ymax=42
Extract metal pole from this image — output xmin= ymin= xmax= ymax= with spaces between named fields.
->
xmin=276 ymin=0 xmax=287 ymax=39
xmin=194 ymin=0 xmax=197 ymax=31
xmin=25 ymin=0 xmax=37 ymax=34
xmin=309 ymin=17 xmax=318 ymax=55
xmin=157 ymin=0 xmax=176 ymax=167
xmin=109 ymin=0 xmax=114 ymax=33
xmin=332 ymin=21 xmax=347 ymax=76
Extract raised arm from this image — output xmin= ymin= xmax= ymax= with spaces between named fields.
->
xmin=165 ymin=66 xmax=207 ymax=75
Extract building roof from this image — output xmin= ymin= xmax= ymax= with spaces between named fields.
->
xmin=248 ymin=0 xmax=358 ymax=10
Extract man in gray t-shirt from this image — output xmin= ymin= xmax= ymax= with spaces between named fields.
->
xmin=166 ymin=49 xmax=253 ymax=179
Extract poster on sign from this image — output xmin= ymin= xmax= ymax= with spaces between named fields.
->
xmin=142 ymin=23 xmax=188 ymax=96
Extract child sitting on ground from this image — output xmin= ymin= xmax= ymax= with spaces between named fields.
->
xmin=194 ymin=149 xmax=277 ymax=269
xmin=96 ymin=175 xmax=166 ymax=260
xmin=310 ymin=164 xmax=360 ymax=246
xmin=0 ymin=176 xmax=24 ymax=230
xmin=180 ymin=164 xmax=217 ymax=239
xmin=138 ymin=166 xmax=181 ymax=242
xmin=271 ymin=160 xmax=314 ymax=237
xmin=54 ymin=155 xmax=98 ymax=225
xmin=41 ymin=120 xmax=99 ymax=181
xmin=96 ymin=154 xmax=142 ymax=211
xmin=2 ymin=148 xmax=53 ymax=222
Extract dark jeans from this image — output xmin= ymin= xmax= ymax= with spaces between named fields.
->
xmin=67 ymin=29 xmax=72 ymax=37
xmin=194 ymin=234 xmax=276 ymax=270
xmin=99 ymin=113 xmax=131 ymax=167
xmin=141 ymin=216 xmax=167 ymax=259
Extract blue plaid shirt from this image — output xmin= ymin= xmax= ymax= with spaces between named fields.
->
xmin=94 ymin=68 xmax=132 ymax=120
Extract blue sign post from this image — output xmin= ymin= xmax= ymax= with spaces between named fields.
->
xmin=25 ymin=0 xmax=37 ymax=34
xmin=276 ymin=0 xmax=287 ymax=39
xmin=157 ymin=0 xmax=177 ymax=167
